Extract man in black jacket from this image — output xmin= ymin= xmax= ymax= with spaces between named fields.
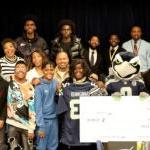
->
xmin=0 ymin=66 xmax=8 ymax=149
xmin=51 ymin=19 xmax=84 ymax=62
xmin=106 ymin=34 xmax=126 ymax=75
xmin=16 ymin=15 xmax=49 ymax=63
xmin=82 ymin=35 xmax=106 ymax=81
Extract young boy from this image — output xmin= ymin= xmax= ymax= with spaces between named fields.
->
xmin=6 ymin=61 xmax=35 ymax=150
xmin=35 ymin=61 xmax=58 ymax=150
xmin=0 ymin=67 xmax=8 ymax=150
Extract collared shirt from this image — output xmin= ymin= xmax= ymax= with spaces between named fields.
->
xmin=109 ymin=45 xmax=119 ymax=61
xmin=109 ymin=45 xmax=119 ymax=51
xmin=122 ymin=39 xmax=150 ymax=72
xmin=54 ymin=66 xmax=69 ymax=83
xmin=89 ymin=48 xmax=97 ymax=65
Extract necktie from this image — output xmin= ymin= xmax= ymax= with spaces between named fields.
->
xmin=111 ymin=48 xmax=115 ymax=57
xmin=133 ymin=41 xmax=138 ymax=56
xmin=110 ymin=48 xmax=115 ymax=62
xmin=91 ymin=51 xmax=95 ymax=66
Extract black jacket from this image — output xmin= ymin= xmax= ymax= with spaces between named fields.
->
xmin=105 ymin=46 xmax=126 ymax=75
xmin=16 ymin=33 xmax=49 ymax=62
xmin=50 ymin=36 xmax=84 ymax=62
xmin=107 ymin=46 xmax=126 ymax=66
xmin=82 ymin=47 xmax=106 ymax=79
xmin=0 ymin=76 xmax=8 ymax=120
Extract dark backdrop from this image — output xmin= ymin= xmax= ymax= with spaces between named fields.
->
xmin=0 ymin=0 xmax=150 ymax=57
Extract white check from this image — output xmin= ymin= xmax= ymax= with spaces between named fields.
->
xmin=80 ymin=96 xmax=150 ymax=142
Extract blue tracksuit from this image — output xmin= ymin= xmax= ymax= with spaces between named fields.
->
xmin=35 ymin=78 xmax=58 ymax=150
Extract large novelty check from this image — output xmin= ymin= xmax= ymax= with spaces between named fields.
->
xmin=80 ymin=96 xmax=150 ymax=142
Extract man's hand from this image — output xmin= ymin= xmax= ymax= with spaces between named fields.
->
xmin=139 ymin=92 xmax=149 ymax=97
xmin=0 ymin=120 xmax=4 ymax=129
xmin=96 ymin=81 xmax=106 ymax=89
xmin=89 ymin=73 xmax=98 ymax=82
xmin=38 ymin=131 xmax=45 ymax=139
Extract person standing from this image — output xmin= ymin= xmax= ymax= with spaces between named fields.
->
xmin=82 ymin=35 xmax=106 ymax=78
xmin=122 ymin=26 xmax=150 ymax=73
xmin=106 ymin=34 xmax=126 ymax=75
xmin=57 ymin=59 xmax=107 ymax=150
xmin=35 ymin=61 xmax=58 ymax=150
xmin=122 ymin=26 xmax=150 ymax=94
xmin=7 ymin=61 xmax=35 ymax=150
xmin=0 ymin=67 xmax=8 ymax=150
xmin=0 ymin=38 xmax=23 ymax=82
xmin=26 ymin=49 xmax=48 ymax=85
xmin=16 ymin=15 xmax=49 ymax=63
xmin=54 ymin=51 xmax=70 ymax=84
xmin=51 ymin=19 xmax=83 ymax=62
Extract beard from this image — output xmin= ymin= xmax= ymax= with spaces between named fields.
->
xmin=133 ymin=36 xmax=140 ymax=41
xmin=89 ymin=45 xmax=99 ymax=50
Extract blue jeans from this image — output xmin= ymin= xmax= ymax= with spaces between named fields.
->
xmin=36 ymin=118 xmax=58 ymax=150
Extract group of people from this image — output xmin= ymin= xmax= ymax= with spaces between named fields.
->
xmin=0 ymin=15 xmax=150 ymax=150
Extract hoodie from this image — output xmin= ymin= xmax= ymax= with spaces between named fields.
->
xmin=35 ymin=78 xmax=58 ymax=132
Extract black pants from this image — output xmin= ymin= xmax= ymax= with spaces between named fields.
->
xmin=0 ymin=125 xmax=8 ymax=150
xmin=8 ymin=125 xmax=33 ymax=150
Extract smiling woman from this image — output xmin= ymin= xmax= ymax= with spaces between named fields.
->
xmin=57 ymin=59 xmax=107 ymax=150
xmin=26 ymin=49 xmax=48 ymax=84
xmin=14 ymin=61 xmax=27 ymax=82
xmin=69 ymin=59 xmax=90 ymax=81
xmin=0 ymin=38 xmax=24 ymax=81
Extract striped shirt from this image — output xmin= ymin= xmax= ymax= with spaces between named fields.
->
xmin=0 ymin=56 xmax=23 ymax=81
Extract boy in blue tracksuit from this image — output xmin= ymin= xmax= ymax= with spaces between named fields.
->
xmin=35 ymin=60 xmax=58 ymax=150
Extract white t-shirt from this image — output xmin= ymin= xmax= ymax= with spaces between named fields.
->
xmin=26 ymin=68 xmax=43 ymax=83
xmin=89 ymin=48 xmax=97 ymax=65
